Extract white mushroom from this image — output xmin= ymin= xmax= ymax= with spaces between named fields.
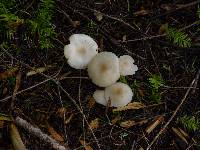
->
xmin=119 ymin=55 xmax=138 ymax=75
xmin=104 ymin=82 xmax=133 ymax=107
xmin=93 ymin=90 xmax=107 ymax=106
xmin=88 ymin=52 xmax=120 ymax=87
xmin=64 ymin=34 xmax=98 ymax=69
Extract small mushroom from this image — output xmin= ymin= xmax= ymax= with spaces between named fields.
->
xmin=104 ymin=82 xmax=133 ymax=107
xmin=88 ymin=52 xmax=120 ymax=87
xmin=119 ymin=55 xmax=138 ymax=75
xmin=93 ymin=82 xmax=133 ymax=107
xmin=64 ymin=34 xmax=98 ymax=69
xmin=93 ymin=90 xmax=107 ymax=106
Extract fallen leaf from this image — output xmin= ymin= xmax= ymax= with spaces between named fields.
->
xmin=73 ymin=21 xmax=80 ymax=28
xmin=94 ymin=12 xmax=103 ymax=21
xmin=47 ymin=123 xmax=64 ymax=142
xmin=120 ymin=119 xmax=148 ymax=128
xmin=56 ymin=107 xmax=67 ymax=118
xmin=10 ymin=123 xmax=26 ymax=150
xmin=79 ymin=139 xmax=93 ymax=150
xmin=26 ymin=66 xmax=51 ymax=76
xmin=145 ymin=116 xmax=164 ymax=134
xmin=87 ymin=96 xmax=96 ymax=109
xmin=113 ymin=102 xmax=145 ymax=112
xmin=120 ymin=120 xmax=136 ymax=128
xmin=172 ymin=127 xmax=188 ymax=144
xmin=0 ymin=68 xmax=18 ymax=80
xmin=133 ymin=9 xmax=150 ymax=16
xmin=111 ymin=115 xmax=121 ymax=125
xmin=88 ymin=118 xmax=100 ymax=130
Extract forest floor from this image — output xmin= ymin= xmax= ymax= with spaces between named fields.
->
xmin=0 ymin=0 xmax=200 ymax=150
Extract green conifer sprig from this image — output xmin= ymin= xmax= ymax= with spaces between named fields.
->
xmin=178 ymin=115 xmax=200 ymax=132
xmin=28 ymin=0 xmax=56 ymax=49
xmin=166 ymin=28 xmax=192 ymax=48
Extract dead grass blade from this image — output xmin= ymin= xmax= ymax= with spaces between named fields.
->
xmin=113 ymin=102 xmax=145 ymax=112
xmin=0 ymin=67 xmax=18 ymax=80
xmin=10 ymin=123 xmax=26 ymax=150
xmin=47 ymin=123 xmax=64 ymax=142
xmin=172 ymin=127 xmax=189 ymax=144
xmin=79 ymin=139 xmax=93 ymax=150
xmin=145 ymin=116 xmax=164 ymax=134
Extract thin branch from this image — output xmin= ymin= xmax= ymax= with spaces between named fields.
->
xmin=14 ymin=117 xmax=67 ymax=150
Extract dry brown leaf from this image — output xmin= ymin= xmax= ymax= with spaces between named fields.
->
xmin=133 ymin=9 xmax=150 ymax=16
xmin=56 ymin=107 xmax=67 ymax=118
xmin=88 ymin=96 xmax=96 ymax=109
xmin=79 ymin=139 xmax=93 ymax=150
xmin=113 ymin=102 xmax=145 ymax=112
xmin=47 ymin=123 xmax=64 ymax=142
xmin=120 ymin=119 xmax=148 ymax=128
xmin=26 ymin=66 xmax=51 ymax=76
xmin=120 ymin=120 xmax=136 ymax=128
xmin=111 ymin=115 xmax=121 ymax=125
xmin=0 ymin=68 xmax=18 ymax=80
xmin=94 ymin=12 xmax=103 ymax=21
xmin=10 ymin=123 xmax=26 ymax=150
xmin=73 ymin=21 xmax=80 ymax=28
xmin=145 ymin=116 xmax=164 ymax=134
xmin=172 ymin=127 xmax=188 ymax=144
xmin=88 ymin=118 xmax=100 ymax=130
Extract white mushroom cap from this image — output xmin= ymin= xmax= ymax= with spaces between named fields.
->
xmin=93 ymin=90 xmax=107 ymax=106
xmin=64 ymin=34 xmax=98 ymax=69
xmin=88 ymin=52 xmax=120 ymax=87
xmin=105 ymin=82 xmax=133 ymax=107
xmin=119 ymin=55 xmax=138 ymax=75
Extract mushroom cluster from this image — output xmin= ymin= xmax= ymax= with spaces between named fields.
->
xmin=64 ymin=34 xmax=138 ymax=107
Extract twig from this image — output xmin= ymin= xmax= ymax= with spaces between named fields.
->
xmin=191 ymin=68 xmax=200 ymax=94
xmin=14 ymin=117 xmax=68 ymax=150
xmin=11 ymin=71 xmax=22 ymax=110
xmin=146 ymin=70 xmax=197 ymax=150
